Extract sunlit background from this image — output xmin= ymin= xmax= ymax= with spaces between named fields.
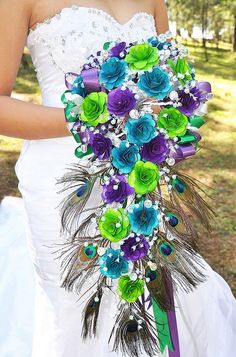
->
xmin=0 ymin=1 xmax=235 ymax=295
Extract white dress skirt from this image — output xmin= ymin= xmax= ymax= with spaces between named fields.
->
xmin=2 ymin=6 xmax=236 ymax=357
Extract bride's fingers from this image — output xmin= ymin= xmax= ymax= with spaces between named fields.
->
xmin=151 ymin=104 xmax=162 ymax=115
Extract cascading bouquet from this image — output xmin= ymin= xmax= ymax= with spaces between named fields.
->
xmin=55 ymin=31 xmax=214 ymax=357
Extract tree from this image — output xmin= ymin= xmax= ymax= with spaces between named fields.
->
xmin=167 ymin=0 xmax=236 ymax=51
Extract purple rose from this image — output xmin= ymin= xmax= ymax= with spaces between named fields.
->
xmin=102 ymin=175 xmax=134 ymax=204
xmin=109 ymin=42 xmax=127 ymax=59
xmin=107 ymin=88 xmax=136 ymax=116
xmin=140 ymin=134 xmax=170 ymax=164
xmin=121 ymin=235 xmax=150 ymax=261
xmin=178 ymin=87 xmax=202 ymax=116
xmin=90 ymin=133 xmax=112 ymax=160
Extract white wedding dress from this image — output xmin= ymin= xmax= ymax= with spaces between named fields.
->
xmin=2 ymin=5 xmax=235 ymax=357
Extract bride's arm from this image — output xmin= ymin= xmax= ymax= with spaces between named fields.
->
xmin=0 ymin=0 xmax=70 ymax=140
xmin=154 ymin=0 xmax=169 ymax=34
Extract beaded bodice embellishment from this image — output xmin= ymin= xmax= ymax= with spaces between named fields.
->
xmin=26 ymin=6 xmax=157 ymax=104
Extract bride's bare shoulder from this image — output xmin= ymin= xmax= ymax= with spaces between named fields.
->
xmin=29 ymin=0 xmax=67 ymax=29
xmin=0 ymin=0 xmax=34 ymax=11
xmin=153 ymin=0 xmax=169 ymax=34
xmin=0 ymin=0 xmax=34 ymax=25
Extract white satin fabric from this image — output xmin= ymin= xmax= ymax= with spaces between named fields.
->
xmin=0 ymin=197 xmax=35 ymax=357
xmin=11 ymin=5 xmax=236 ymax=357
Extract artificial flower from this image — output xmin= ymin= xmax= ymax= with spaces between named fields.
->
xmin=168 ymin=58 xmax=193 ymax=85
xmin=138 ymin=67 xmax=172 ymax=99
xmin=128 ymin=201 xmax=159 ymax=235
xmin=99 ymin=57 xmax=127 ymax=90
xmin=178 ymin=87 xmax=202 ymax=116
xmin=71 ymin=75 xmax=86 ymax=97
xmin=98 ymin=208 xmax=131 ymax=242
xmin=109 ymin=41 xmax=127 ymax=59
xmin=99 ymin=248 xmax=129 ymax=279
xmin=121 ymin=235 xmax=149 ymax=261
xmin=128 ymin=161 xmax=160 ymax=195
xmin=125 ymin=113 xmax=156 ymax=147
xmin=125 ymin=43 xmax=159 ymax=71
xmin=80 ymin=92 xmax=109 ymax=126
xmin=148 ymin=36 xmax=172 ymax=50
xmin=140 ymin=134 xmax=169 ymax=164
xmin=107 ymin=87 xmax=136 ymax=116
xmin=101 ymin=175 xmax=134 ymax=204
xmin=112 ymin=141 xmax=140 ymax=174
xmin=117 ymin=275 xmax=145 ymax=302
xmin=90 ymin=133 xmax=112 ymax=160
xmin=157 ymin=107 xmax=188 ymax=138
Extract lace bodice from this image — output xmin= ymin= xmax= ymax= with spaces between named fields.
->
xmin=26 ymin=6 xmax=157 ymax=107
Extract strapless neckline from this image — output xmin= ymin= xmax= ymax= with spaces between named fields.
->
xmin=26 ymin=5 xmax=157 ymax=105
xmin=28 ymin=5 xmax=155 ymax=39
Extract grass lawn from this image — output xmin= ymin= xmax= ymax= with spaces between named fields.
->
xmin=0 ymin=45 xmax=236 ymax=295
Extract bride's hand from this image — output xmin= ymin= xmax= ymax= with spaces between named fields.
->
xmin=151 ymin=104 xmax=162 ymax=115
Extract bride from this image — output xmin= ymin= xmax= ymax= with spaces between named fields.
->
xmin=0 ymin=0 xmax=235 ymax=356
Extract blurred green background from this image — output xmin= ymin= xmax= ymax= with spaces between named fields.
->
xmin=0 ymin=2 xmax=236 ymax=295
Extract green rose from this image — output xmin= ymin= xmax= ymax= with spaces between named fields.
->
xmin=128 ymin=161 xmax=160 ymax=195
xmin=158 ymin=107 xmax=188 ymax=138
xmin=168 ymin=58 xmax=193 ymax=85
xmin=80 ymin=92 xmax=109 ymax=126
xmin=98 ymin=208 xmax=131 ymax=242
xmin=125 ymin=43 xmax=159 ymax=71
xmin=117 ymin=275 xmax=145 ymax=302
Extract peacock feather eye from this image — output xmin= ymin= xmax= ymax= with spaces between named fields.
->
xmin=83 ymin=245 xmax=97 ymax=258
xmin=76 ymin=179 xmax=89 ymax=197
xmin=172 ymin=177 xmax=186 ymax=193
xmin=126 ymin=320 xmax=138 ymax=333
xmin=145 ymin=269 xmax=158 ymax=282
xmin=166 ymin=212 xmax=179 ymax=227
xmin=80 ymin=245 xmax=97 ymax=262
xmin=158 ymin=241 xmax=175 ymax=258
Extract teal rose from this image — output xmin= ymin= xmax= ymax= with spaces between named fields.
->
xmin=138 ymin=67 xmax=172 ymax=99
xmin=99 ymin=57 xmax=127 ymax=90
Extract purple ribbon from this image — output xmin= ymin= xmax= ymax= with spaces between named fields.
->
xmin=189 ymin=130 xmax=202 ymax=142
xmin=197 ymin=81 xmax=212 ymax=101
xmin=197 ymin=81 xmax=211 ymax=94
xmin=170 ymin=143 xmax=196 ymax=163
xmin=65 ymin=68 xmax=106 ymax=95
xmin=81 ymin=68 xmax=101 ymax=94
xmin=144 ymin=277 xmax=180 ymax=356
